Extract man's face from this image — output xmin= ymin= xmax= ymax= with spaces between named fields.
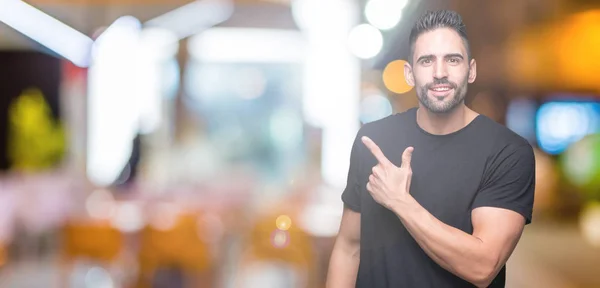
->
xmin=405 ymin=28 xmax=476 ymax=114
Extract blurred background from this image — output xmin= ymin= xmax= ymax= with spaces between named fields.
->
xmin=0 ymin=0 xmax=599 ymax=287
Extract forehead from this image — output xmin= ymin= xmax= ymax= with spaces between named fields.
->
xmin=413 ymin=28 xmax=467 ymax=58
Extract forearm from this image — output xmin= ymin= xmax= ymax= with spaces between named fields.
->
xmin=326 ymin=239 xmax=360 ymax=288
xmin=392 ymin=197 xmax=497 ymax=287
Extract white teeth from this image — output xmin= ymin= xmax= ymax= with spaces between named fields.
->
xmin=432 ymin=87 xmax=450 ymax=92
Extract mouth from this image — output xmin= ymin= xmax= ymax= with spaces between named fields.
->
xmin=428 ymin=85 xmax=454 ymax=98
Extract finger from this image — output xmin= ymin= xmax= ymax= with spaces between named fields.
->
xmin=372 ymin=165 xmax=386 ymax=179
xmin=400 ymin=146 xmax=414 ymax=169
xmin=366 ymin=179 xmax=380 ymax=193
xmin=362 ymin=136 xmax=393 ymax=168
xmin=369 ymin=174 xmax=383 ymax=190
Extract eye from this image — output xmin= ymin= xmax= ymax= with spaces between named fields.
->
xmin=420 ymin=59 xmax=432 ymax=65
xmin=448 ymin=58 xmax=460 ymax=64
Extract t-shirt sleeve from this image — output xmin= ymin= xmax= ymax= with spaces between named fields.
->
xmin=341 ymin=131 xmax=363 ymax=213
xmin=472 ymin=144 xmax=536 ymax=224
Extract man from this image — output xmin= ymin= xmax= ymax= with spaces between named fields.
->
xmin=326 ymin=10 xmax=535 ymax=288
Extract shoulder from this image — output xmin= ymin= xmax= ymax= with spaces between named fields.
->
xmin=475 ymin=115 xmax=535 ymax=169
xmin=476 ymin=115 xmax=532 ymax=151
xmin=477 ymin=115 xmax=529 ymax=146
xmin=357 ymin=108 xmax=416 ymax=140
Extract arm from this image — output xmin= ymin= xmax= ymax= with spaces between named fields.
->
xmin=326 ymin=205 xmax=361 ymax=288
xmin=361 ymin=137 xmax=534 ymax=288
xmin=392 ymin=199 xmax=525 ymax=287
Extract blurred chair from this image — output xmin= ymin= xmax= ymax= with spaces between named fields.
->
xmin=0 ymin=243 xmax=6 ymax=269
xmin=62 ymin=221 xmax=123 ymax=262
xmin=136 ymin=211 xmax=216 ymax=288
xmin=60 ymin=220 xmax=124 ymax=287
xmin=235 ymin=209 xmax=317 ymax=288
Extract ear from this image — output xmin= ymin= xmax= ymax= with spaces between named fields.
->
xmin=404 ymin=62 xmax=415 ymax=87
xmin=468 ymin=58 xmax=477 ymax=83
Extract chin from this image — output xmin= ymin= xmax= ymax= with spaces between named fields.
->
xmin=424 ymin=105 xmax=454 ymax=114
xmin=428 ymin=90 xmax=455 ymax=100
xmin=419 ymin=96 xmax=462 ymax=114
xmin=427 ymin=90 xmax=456 ymax=101
xmin=430 ymin=105 xmax=459 ymax=114
xmin=417 ymin=85 xmax=467 ymax=114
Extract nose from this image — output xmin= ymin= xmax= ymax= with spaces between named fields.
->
xmin=433 ymin=60 xmax=448 ymax=79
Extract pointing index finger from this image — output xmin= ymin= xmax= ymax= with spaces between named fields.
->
xmin=361 ymin=136 xmax=393 ymax=168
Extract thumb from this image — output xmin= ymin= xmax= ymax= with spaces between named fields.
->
xmin=400 ymin=147 xmax=414 ymax=169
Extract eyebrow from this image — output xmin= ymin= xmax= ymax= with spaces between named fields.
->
xmin=416 ymin=53 xmax=464 ymax=63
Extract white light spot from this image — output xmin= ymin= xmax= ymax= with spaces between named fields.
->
xmin=365 ymin=0 xmax=407 ymax=30
xmin=347 ymin=24 xmax=383 ymax=59
xmin=360 ymin=93 xmax=393 ymax=123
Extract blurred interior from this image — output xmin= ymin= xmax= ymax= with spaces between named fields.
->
xmin=1 ymin=0 xmax=600 ymax=287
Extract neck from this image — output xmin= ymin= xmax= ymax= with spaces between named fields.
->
xmin=416 ymin=104 xmax=478 ymax=135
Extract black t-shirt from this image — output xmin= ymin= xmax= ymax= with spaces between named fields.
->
xmin=341 ymin=107 xmax=535 ymax=288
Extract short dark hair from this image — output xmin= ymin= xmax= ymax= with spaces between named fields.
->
xmin=408 ymin=10 xmax=470 ymax=64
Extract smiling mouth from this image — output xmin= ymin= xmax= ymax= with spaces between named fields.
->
xmin=429 ymin=85 xmax=453 ymax=92
xmin=429 ymin=83 xmax=454 ymax=92
xmin=428 ymin=86 xmax=453 ymax=99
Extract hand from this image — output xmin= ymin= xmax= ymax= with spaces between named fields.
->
xmin=362 ymin=136 xmax=414 ymax=210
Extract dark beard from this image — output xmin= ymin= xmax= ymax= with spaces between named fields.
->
xmin=417 ymin=76 xmax=468 ymax=113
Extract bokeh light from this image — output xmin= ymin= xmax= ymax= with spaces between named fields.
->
xmin=149 ymin=202 xmax=180 ymax=231
xmin=84 ymin=266 xmax=114 ymax=288
xmin=382 ymin=59 xmax=412 ymax=94
xmin=291 ymin=0 xmax=356 ymax=33
xmin=347 ymin=24 xmax=383 ymax=59
xmin=275 ymin=215 xmax=292 ymax=231
xmin=85 ymin=189 xmax=116 ymax=220
xmin=505 ymin=10 xmax=600 ymax=92
xmin=561 ymin=134 xmax=600 ymax=199
xmin=110 ymin=201 xmax=144 ymax=233
xmin=364 ymin=0 xmax=407 ymax=30
xmin=554 ymin=10 xmax=600 ymax=91
xmin=536 ymin=102 xmax=600 ymax=155
xmin=271 ymin=229 xmax=290 ymax=249
xmin=359 ymin=93 xmax=393 ymax=124
xmin=580 ymin=201 xmax=600 ymax=248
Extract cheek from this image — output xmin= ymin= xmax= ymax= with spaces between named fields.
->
xmin=413 ymin=70 xmax=430 ymax=86
xmin=448 ymin=69 xmax=469 ymax=84
xmin=452 ymin=66 xmax=470 ymax=78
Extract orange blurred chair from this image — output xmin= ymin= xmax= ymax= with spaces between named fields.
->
xmin=60 ymin=220 xmax=125 ymax=287
xmin=62 ymin=221 xmax=123 ymax=262
xmin=0 ymin=243 xmax=6 ymax=269
xmin=136 ymin=211 xmax=217 ymax=288
xmin=236 ymin=209 xmax=318 ymax=288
